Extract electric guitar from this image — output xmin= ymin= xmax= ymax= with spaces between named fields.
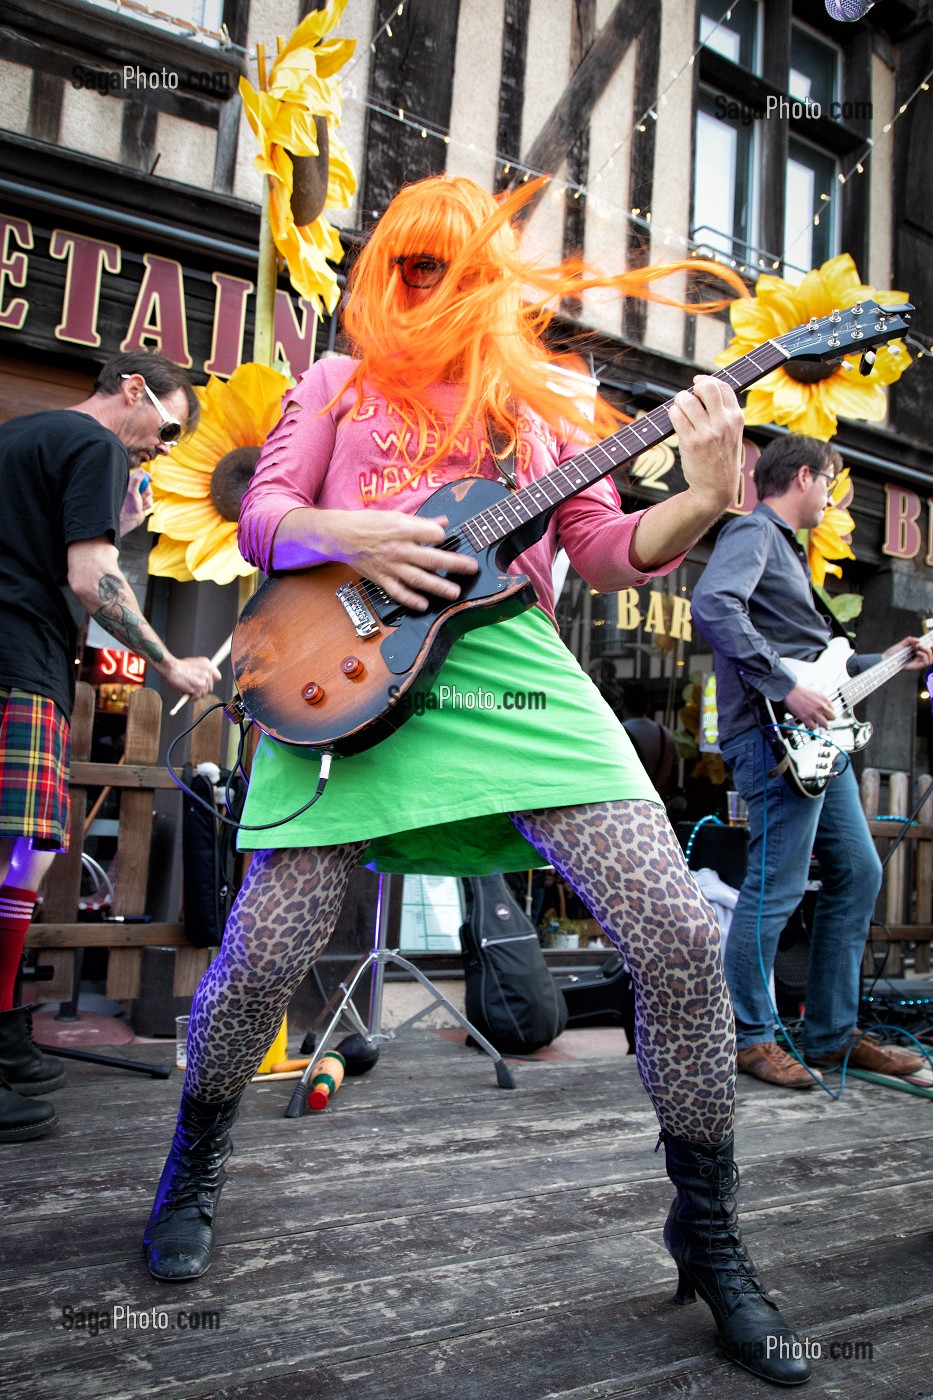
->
xmin=759 ymin=626 xmax=933 ymax=798
xmin=231 ymin=300 xmax=913 ymax=756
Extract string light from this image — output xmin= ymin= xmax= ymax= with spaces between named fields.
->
xmin=233 ymin=3 xmax=929 ymax=295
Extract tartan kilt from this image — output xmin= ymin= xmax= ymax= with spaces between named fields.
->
xmin=0 ymin=687 xmax=71 ymax=851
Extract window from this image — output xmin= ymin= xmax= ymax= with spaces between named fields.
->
xmin=784 ymin=25 xmax=842 ymax=281
xmin=790 ymin=25 xmax=840 ymax=110
xmin=693 ymin=92 xmax=758 ymax=262
xmin=784 ymin=138 xmax=837 ymax=278
xmin=694 ymin=8 xmax=850 ymax=279
xmin=698 ymin=0 xmax=760 ymax=73
xmin=84 ymin=0 xmax=225 ymax=38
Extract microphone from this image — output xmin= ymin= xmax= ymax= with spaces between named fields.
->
xmin=824 ymin=0 xmax=877 ymax=19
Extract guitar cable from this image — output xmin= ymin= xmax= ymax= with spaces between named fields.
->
xmin=164 ymin=700 xmax=333 ymax=832
xmin=751 ymin=728 xmax=933 ymax=1099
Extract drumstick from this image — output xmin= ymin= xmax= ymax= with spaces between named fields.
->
xmin=169 ymin=635 xmax=233 ymax=716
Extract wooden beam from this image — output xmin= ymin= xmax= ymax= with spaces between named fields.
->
xmin=25 ymin=923 xmax=191 ymax=947
xmin=69 ymin=762 xmax=181 ymax=790
xmin=514 ymin=0 xmax=654 ymax=219
xmin=495 ymin=0 xmax=531 ymax=193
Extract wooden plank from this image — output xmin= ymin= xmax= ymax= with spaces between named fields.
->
xmin=68 ymin=763 xmax=182 ymax=790
xmin=172 ymin=944 xmax=212 ymax=996
xmin=884 ymin=771 xmax=909 ymax=929
xmin=41 ymin=682 xmax=95 ymax=922
xmin=866 ymin=819 xmax=933 ymax=840
xmin=112 ymin=687 xmax=162 ymax=916
xmin=32 ymin=950 xmax=74 ymax=1003
xmin=105 ymin=947 xmax=142 ymax=1000
xmin=870 ymin=924 xmax=933 ymax=942
xmin=4 ymin=1033 xmax=933 ymax=1400
xmin=25 ymin=922 xmax=188 ymax=947
xmin=910 ymin=777 xmax=933 ymax=974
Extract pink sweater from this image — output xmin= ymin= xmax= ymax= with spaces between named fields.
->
xmin=238 ymin=355 xmax=679 ymax=626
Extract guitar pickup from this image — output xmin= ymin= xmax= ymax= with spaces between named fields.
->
xmin=336 ymin=582 xmax=381 ymax=638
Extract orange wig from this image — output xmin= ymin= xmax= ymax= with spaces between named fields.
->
xmin=339 ymin=174 xmax=747 ymax=477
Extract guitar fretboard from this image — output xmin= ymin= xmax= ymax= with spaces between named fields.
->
xmin=460 ymin=341 xmax=788 ymax=551
xmin=839 ymin=631 xmax=933 ymax=707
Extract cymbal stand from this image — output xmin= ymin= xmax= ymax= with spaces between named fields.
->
xmin=285 ymin=873 xmax=516 ymax=1116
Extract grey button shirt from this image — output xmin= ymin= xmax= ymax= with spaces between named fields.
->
xmin=691 ymin=502 xmax=879 ymax=745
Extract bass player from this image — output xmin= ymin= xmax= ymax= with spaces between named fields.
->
xmin=692 ymin=434 xmax=930 ymax=1090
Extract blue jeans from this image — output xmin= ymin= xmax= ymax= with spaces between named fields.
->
xmin=720 ymin=728 xmax=882 ymax=1057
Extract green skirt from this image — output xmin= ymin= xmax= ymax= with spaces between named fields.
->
xmin=239 ymin=607 xmax=660 ymax=874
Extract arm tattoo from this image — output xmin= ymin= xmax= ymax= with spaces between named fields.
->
xmin=92 ymin=573 xmax=165 ymax=664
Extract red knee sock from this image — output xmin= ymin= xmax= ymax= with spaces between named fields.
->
xmin=0 ymin=886 xmax=39 ymax=1010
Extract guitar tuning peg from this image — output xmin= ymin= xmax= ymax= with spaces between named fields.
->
xmin=859 ymin=349 xmax=877 ymax=377
xmin=829 ymin=309 xmax=842 ymax=323
xmin=841 ymin=359 xmax=854 ymax=372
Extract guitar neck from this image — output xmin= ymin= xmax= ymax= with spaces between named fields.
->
xmin=460 ymin=340 xmax=789 ymax=551
xmin=840 ymin=632 xmax=933 ymax=707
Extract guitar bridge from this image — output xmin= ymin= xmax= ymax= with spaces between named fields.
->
xmin=336 ymin=582 xmax=380 ymax=638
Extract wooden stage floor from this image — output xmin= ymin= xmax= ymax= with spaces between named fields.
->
xmin=2 ymin=1027 xmax=932 ymax=1400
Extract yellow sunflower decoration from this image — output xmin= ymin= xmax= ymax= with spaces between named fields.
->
xmin=148 ymin=363 xmax=291 ymax=585
xmin=716 ymin=254 xmax=911 ymax=440
xmin=239 ymin=0 xmax=357 ymax=316
xmin=802 ymin=467 xmax=856 ymax=588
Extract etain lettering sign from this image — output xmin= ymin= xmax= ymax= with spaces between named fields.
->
xmin=0 ymin=212 xmax=319 ymax=378
xmin=881 ymin=484 xmax=933 ymax=568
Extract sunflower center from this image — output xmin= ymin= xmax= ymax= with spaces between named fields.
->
xmin=784 ymin=359 xmax=840 ymax=384
xmin=210 ymin=447 xmax=262 ymax=522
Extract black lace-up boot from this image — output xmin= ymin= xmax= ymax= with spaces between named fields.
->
xmin=144 ymin=1090 xmax=240 ymax=1281
xmin=662 ymin=1133 xmax=811 ymax=1386
xmin=0 ymin=1070 xmax=57 ymax=1141
xmin=0 ymin=1006 xmax=65 ymax=1094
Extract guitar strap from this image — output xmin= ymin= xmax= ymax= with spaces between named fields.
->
xmin=740 ymin=517 xmax=840 ymax=777
xmin=487 ymin=417 xmax=518 ymax=490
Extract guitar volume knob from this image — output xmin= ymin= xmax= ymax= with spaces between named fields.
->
xmin=301 ymin=682 xmax=325 ymax=705
xmin=341 ymin=656 xmax=364 ymax=679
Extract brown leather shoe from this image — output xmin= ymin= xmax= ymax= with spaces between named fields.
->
xmin=736 ymin=1041 xmax=822 ymax=1089
xmin=809 ymin=1031 xmax=926 ymax=1077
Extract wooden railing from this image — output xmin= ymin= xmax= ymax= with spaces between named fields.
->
xmin=25 ymin=681 xmax=225 ymax=1002
xmin=861 ymin=767 xmax=933 ymax=976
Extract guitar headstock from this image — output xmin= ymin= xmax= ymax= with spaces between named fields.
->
xmin=775 ymin=300 xmax=912 ymax=366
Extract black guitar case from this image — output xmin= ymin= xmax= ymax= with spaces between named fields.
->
xmin=555 ymin=952 xmax=637 ymax=1052
xmin=459 ymin=875 xmax=568 ymax=1054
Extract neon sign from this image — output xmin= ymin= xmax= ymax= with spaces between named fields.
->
xmin=87 ymin=648 xmax=147 ymax=685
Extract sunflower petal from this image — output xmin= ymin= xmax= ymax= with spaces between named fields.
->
xmin=148 ymin=534 xmax=196 ymax=581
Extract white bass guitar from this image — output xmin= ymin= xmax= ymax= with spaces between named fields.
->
xmin=760 ymin=626 xmax=933 ymax=797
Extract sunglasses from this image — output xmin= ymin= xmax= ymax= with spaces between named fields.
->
xmin=121 ymin=374 xmax=182 ymax=444
xmin=393 ymin=254 xmax=449 ymax=289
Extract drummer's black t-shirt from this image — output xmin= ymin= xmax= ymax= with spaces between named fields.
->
xmin=0 ymin=410 xmax=129 ymax=716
